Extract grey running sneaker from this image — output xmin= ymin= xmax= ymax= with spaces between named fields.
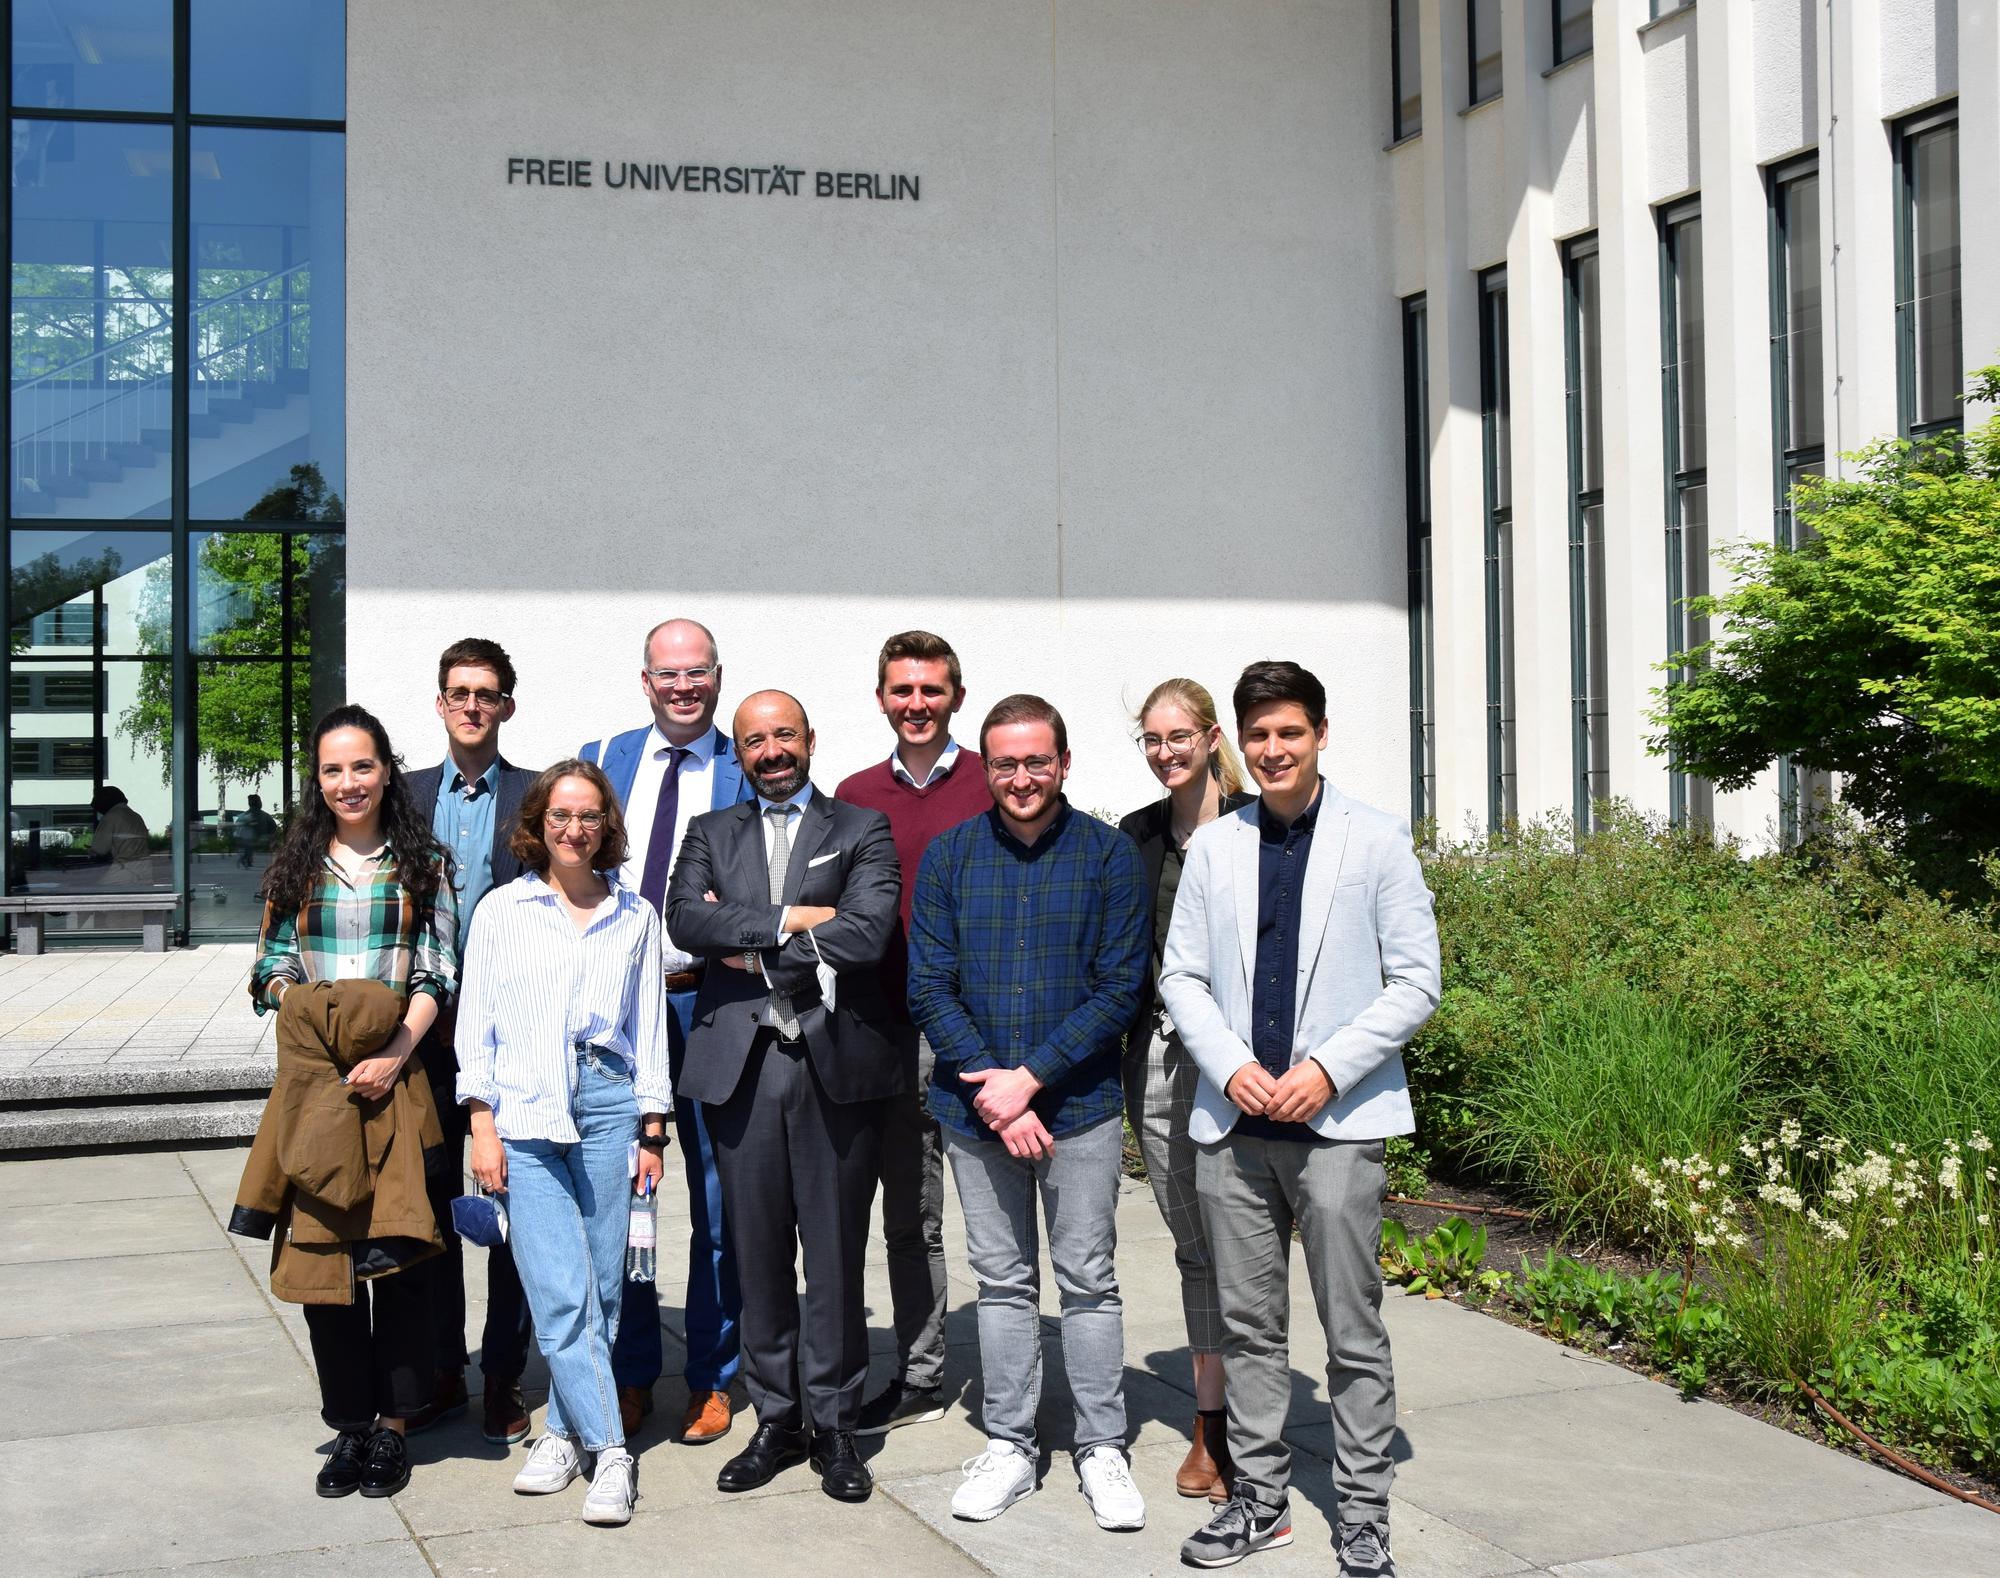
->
xmin=1180 ymin=1493 xmax=1295 ymax=1567
xmin=1337 ymin=1520 xmax=1396 ymax=1577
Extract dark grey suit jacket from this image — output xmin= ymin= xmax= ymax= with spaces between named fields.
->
xmin=404 ymin=756 xmax=538 ymax=942
xmin=666 ymin=787 xmax=902 ymax=1107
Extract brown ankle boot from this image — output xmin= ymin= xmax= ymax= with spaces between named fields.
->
xmin=1176 ymin=1411 xmax=1221 ymax=1498
xmin=1201 ymin=1409 xmax=1235 ymax=1503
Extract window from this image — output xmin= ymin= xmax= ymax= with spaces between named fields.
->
xmin=1660 ymin=202 xmax=1711 ymax=829
xmin=1392 ymin=0 xmax=1422 ymax=140
xmin=4 ymin=2 xmax=346 ymax=937
xmin=1480 ymin=268 xmax=1516 ymax=829
xmin=1402 ymin=296 xmax=1435 ymax=829
xmin=1554 ymin=0 xmax=1592 ymax=65
xmin=1650 ymin=0 xmax=1694 ymax=18
xmin=1563 ymin=234 xmax=1608 ymax=831
xmin=1469 ymin=0 xmax=1502 ymax=105
xmin=1768 ymin=157 xmax=1828 ymax=843
xmin=1894 ymin=109 xmax=1962 ymax=438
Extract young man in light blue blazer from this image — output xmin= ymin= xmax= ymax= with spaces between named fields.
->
xmin=580 ymin=617 xmax=754 ymax=1448
xmin=1160 ymin=661 xmax=1440 ymax=1578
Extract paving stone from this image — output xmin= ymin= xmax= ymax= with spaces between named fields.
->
xmin=1548 ymin=1500 xmax=2000 ymax=1576
xmin=103 ymin=1545 xmax=435 ymax=1578
xmin=0 ymin=1246 xmax=268 ymax=1339
xmin=0 ymin=1192 xmax=227 ymax=1263
xmin=0 ymin=1149 xmax=197 ymax=1208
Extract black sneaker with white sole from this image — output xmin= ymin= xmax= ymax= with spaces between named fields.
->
xmin=856 ymin=1380 xmax=946 ymax=1436
xmin=1179 ymin=1493 xmax=1295 ymax=1567
xmin=1337 ymin=1520 xmax=1395 ymax=1577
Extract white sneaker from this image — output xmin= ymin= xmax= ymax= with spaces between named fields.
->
xmin=512 ymin=1433 xmax=584 ymax=1495
xmin=1077 ymin=1444 xmax=1146 ymax=1531
xmin=951 ymin=1439 xmax=1037 ymax=1521
xmin=582 ymin=1449 xmax=636 ymax=1526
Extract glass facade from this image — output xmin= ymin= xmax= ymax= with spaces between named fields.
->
xmin=1660 ymin=202 xmax=1710 ymax=829
xmin=1480 ymin=268 xmax=1515 ymax=830
xmin=1554 ymin=0 xmax=1591 ymax=66
xmin=1564 ymin=234 xmax=1607 ymax=832
xmin=1894 ymin=109 xmax=1962 ymax=438
xmin=1402 ymin=295 xmax=1435 ymax=830
xmin=1392 ymin=0 xmax=1421 ymax=141
xmin=1469 ymin=0 xmax=1502 ymax=106
xmin=3 ymin=0 xmax=345 ymax=943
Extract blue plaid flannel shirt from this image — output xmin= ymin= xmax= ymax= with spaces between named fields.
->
xmin=908 ymin=802 xmax=1148 ymax=1141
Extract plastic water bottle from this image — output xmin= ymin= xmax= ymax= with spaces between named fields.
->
xmin=625 ymin=1179 xmax=657 ymax=1283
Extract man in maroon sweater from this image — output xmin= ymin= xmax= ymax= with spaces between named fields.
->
xmin=836 ymin=631 xmax=990 ymax=1433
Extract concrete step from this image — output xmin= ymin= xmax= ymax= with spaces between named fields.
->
xmin=0 ymin=1056 xmax=272 ymax=1104
xmin=0 ymin=1095 xmax=264 ymax=1151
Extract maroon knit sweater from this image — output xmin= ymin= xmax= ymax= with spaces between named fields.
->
xmin=835 ymin=750 xmax=991 ymax=1022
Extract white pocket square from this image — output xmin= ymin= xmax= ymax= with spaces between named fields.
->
xmin=807 ymin=851 xmax=840 ymax=868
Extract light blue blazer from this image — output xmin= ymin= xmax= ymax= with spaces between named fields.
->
xmin=1158 ymin=783 xmax=1440 ymax=1144
xmin=579 ymin=724 xmax=752 ymax=818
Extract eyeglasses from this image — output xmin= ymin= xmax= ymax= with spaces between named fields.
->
xmin=1135 ymin=729 xmax=1206 ymax=756
xmin=986 ymin=755 xmax=1060 ymax=780
xmin=544 ymin=809 xmax=606 ymax=830
xmin=645 ymin=666 xmax=715 ymax=685
xmin=442 ymin=687 xmax=509 ymax=711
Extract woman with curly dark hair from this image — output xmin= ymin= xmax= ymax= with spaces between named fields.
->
xmin=249 ymin=703 xmax=460 ymax=1500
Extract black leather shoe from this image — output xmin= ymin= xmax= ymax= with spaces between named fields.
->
xmin=716 ymin=1422 xmax=810 ymax=1493
xmin=358 ymin=1427 xmax=410 ymax=1498
xmin=315 ymin=1430 xmax=369 ymax=1498
xmin=811 ymin=1428 xmax=873 ymax=1503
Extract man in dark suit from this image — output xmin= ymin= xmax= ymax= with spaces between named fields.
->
xmin=403 ymin=637 xmax=538 ymax=1445
xmin=666 ymin=690 xmax=901 ymax=1504
xmin=580 ymin=615 xmax=755 ymax=1446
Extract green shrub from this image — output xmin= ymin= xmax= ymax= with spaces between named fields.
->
xmin=1465 ymin=985 xmax=1754 ymax=1240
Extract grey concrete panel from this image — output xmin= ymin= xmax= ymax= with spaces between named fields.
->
xmin=1291 ymin=1379 xmax=1946 ymax=1569
xmin=106 ymin=1545 xmax=433 ymax=1578
xmin=0 ymin=1318 xmax=310 ymax=1440
xmin=422 ymin=1473 xmax=989 ymax=1578
xmin=1549 ymin=1501 xmax=2000 ymax=1577
xmin=0 ymin=1150 xmax=197 ymax=1209
xmin=0 ymin=1193 xmax=229 ymax=1264
xmin=2 ymin=1413 xmax=408 ymax=1578
xmin=0 ymin=1246 xmax=268 ymax=1339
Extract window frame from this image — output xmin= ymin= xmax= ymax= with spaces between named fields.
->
xmin=1401 ymin=294 xmax=1435 ymax=831
xmin=1892 ymin=104 xmax=1963 ymax=440
xmin=1467 ymin=0 xmax=1503 ymax=108
xmin=1562 ymin=232 xmax=1607 ymax=834
xmin=1552 ymin=0 xmax=1593 ymax=67
xmin=1478 ymin=265 xmax=1516 ymax=831
xmin=1391 ymin=0 xmax=1423 ymax=141
xmin=1658 ymin=198 xmax=1710 ymax=828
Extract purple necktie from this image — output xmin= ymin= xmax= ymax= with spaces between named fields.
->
xmin=638 ymin=746 xmax=690 ymax=915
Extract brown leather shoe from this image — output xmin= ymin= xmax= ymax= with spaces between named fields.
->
xmin=1202 ymin=1410 xmax=1236 ymax=1504
xmin=618 ymin=1384 xmax=655 ymax=1440
xmin=405 ymin=1370 xmax=468 ymax=1435
xmin=681 ymin=1388 xmax=734 ymax=1444
xmin=1176 ymin=1411 xmax=1220 ymax=1497
xmin=481 ymin=1381 xmax=530 ymax=1445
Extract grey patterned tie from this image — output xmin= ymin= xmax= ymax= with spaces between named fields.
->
xmin=765 ymin=804 xmax=800 ymax=1039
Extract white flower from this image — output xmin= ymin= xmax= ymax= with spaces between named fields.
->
xmin=1717 ymin=1163 xmax=1731 ymax=1177
xmin=1694 ymin=1232 xmax=1717 ymax=1248
xmin=1969 ymin=1131 xmax=1992 ymax=1154
xmin=1940 ymin=1155 xmax=1963 ymax=1195
xmin=1978 ymin=1214 xmax=1991 ymax=1228
xmin=1757 ymin=1183 xmax=1803 ymax=1212
xmin=1780 ymin=1119 xmax=1803 ymax=1150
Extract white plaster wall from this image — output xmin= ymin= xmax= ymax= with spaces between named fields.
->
xmin=1461 ymin=99 xmax=1508 ymax=268
xmin=1391 ymin=140 xmax=1427 ymax=295
xmin=345 ymin=0 xmax=1406 ymax=815
xmin=1753 ymin=0 xmax=1819 ymax=161
xmin=1548 ymin=59 xmax=1598 ymax=237
xmin=1880 ymin=0 xmax=1960 ymax=116
xmin=1644 ymin=8 xmax=1700 ymax=202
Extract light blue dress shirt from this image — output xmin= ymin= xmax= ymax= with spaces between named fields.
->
xmin=433 ymin=760 xmax=500 ymax=931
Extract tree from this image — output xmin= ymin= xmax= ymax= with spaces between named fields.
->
xmin=1651 ymin=369 xmax=2000 ymax=895
xmin=116 ymin=464 xmax=342 ymax=804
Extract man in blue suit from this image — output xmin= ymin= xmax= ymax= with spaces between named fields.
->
xmin=581 ymin=616 xmax=754 ymax=1446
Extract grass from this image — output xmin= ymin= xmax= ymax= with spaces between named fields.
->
xmin=1812 ymin=990 xmax=2000 ymax=1158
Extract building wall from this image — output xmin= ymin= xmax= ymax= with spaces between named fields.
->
xmin=344 ymin=0 xmax=1408 ymax=813
xmin=1401 ymin=0 xmax=1985 ymax=844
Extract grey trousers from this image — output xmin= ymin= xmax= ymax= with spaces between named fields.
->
xmin=1122 ymin=1025 xmax=1223 ymax=1354
xmin=879 ymin=1030 xmax=948 ymax=1389
xmin=1197 ymin=1133 xmax=1395 ymax=1528
xmin=944 ymin=1114 xmax=1128 ymax=1457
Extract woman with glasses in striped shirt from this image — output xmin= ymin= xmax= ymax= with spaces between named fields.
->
xmin=250 ymin=703 xmax=461 ymax=1500
xmin=455 ymin=759 xmax=671 ymax=1526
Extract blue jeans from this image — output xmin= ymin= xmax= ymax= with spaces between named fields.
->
xmin=614 ymin=987 xmax=741 ymax=1392
xmin=503 ymin=1049 xmax=639 ymax=1452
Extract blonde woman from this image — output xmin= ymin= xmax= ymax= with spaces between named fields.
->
xmin=1118 ymin=679 xmax=1251 ymax=1502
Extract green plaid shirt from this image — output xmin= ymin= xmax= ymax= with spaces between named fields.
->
xmin=250 ymin=844 xmax=459 ymax=1014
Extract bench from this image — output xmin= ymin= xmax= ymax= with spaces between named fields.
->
xmin=0 ymin=894 xmax=176 ymax=955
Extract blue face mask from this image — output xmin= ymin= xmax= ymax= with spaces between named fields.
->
xmin=450 ymin=1191 xmax=509 ymax=1248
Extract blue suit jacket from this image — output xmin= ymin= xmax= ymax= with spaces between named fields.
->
xmin=579 ymin=723 xmax=753 ymax=837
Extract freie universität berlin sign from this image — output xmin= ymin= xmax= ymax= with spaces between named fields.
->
xmin=506 ymin=156 xmax=920 ymax=202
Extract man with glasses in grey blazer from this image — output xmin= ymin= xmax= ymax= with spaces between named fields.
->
xmin=1160 ymin=661 xmax=1440 ymax=1578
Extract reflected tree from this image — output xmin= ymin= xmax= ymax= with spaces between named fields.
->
xmin=8 ymin=544 xmax=124 ymax=653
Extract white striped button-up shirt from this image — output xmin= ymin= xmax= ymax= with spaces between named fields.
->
xmin=455 ymin=872 xmax=673 ymax=1142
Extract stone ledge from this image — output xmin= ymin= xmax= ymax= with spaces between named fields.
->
xmin=0 ymin=1057 xmax=274 ymax=1104
xmin=0 ymin=1097 xmax=265 ymax=1151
